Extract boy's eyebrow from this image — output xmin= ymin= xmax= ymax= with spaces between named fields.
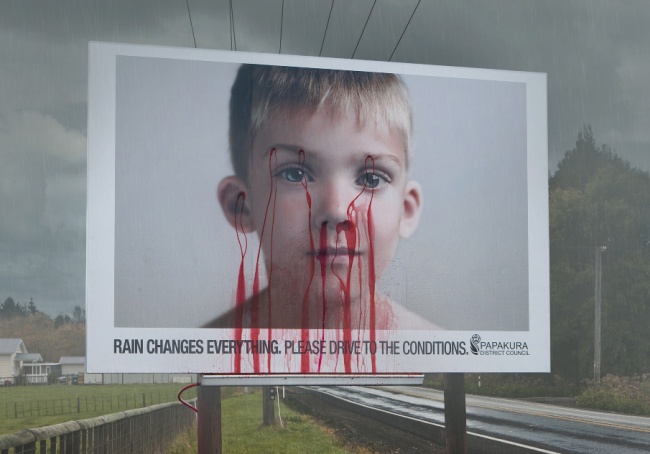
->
xmin=264 ymin=143 xmax=304 ymax=156
xmin=265 ymin=143 xmax=405 ymax=166
xmin=366 ymin=153 xmax=403 ymax=166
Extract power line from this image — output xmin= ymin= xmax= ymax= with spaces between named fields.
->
xmin=230 ymin=0 xmax=237 ymax=51
xmin=351 ymin=0 xmax=377 ymax=59
xmin=279 ymin=0 xmax=285 ymax=53
xmin=185 ymin=0 xmax=197 ymax=48
xmin=319 ymin=0 xmax=335 ymax=57
xmin=389 ymin=0 xmax=421 ymax=62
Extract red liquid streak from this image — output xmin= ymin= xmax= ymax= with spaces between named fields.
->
xmin=337 ymin=219 xmax=356 ymax=373
xmin=249 ymin=148 xmax=277 ymax=373
xmin=298 ymin=150 xmax=317 ymax=373
xmin=317 ymin=222 xmax=328 ymax=370
xmin=266 ymin=156 xmax=278 ymax=373
xmin=367 ymin=194 xmax=377 ymax=373
xmin=233 ymin=192 xmax=248 ymax=374
xmin=334 ymin=155 xmax=376 ymax=373
xmin=365 ymin=156 xmax=377 ymax=373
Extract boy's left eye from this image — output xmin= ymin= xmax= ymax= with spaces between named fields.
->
xmin=356 ymin=172 xmax=387 ymax=189
xmin=277 ymin=167 xmax=310 ymax=183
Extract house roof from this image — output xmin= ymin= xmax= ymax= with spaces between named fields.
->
xmin=0 ymin=338 xmax=27 ymax=355
xmin=59 ymin=356 xmax=85 ymax=365
xmin=15 ymin=353 xmax=43 ymax=362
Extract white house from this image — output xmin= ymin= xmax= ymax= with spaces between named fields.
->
xmin=17 ymin=353 xmax=56 ymax=384
xmin=0 ymin=338 xmax=28 ymax=384
xmin=0 ymin=338 xmax=56 ymax=384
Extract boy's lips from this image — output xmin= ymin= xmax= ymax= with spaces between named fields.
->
xmin=308 ymin=247 xmax=362 ymax=260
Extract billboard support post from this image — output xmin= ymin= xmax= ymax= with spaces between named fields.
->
xmin=444 ymin=373 xmax=467 ymax=454
xmin=262 ymin=386 xmax=275 ymax=425
xmin=197 ymin=383 xmax=222 ymax=454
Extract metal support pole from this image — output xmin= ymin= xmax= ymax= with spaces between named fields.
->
xmin=594 ymin=245 xmax=605 ymax=385
xmin=444 ymin=373 xmax=467 ymax=454
xmin=198 ymin=384 xmax=222 ymax=454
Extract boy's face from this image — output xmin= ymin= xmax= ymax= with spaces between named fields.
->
xmin=220 ymin=107 xmax=422 ymax=305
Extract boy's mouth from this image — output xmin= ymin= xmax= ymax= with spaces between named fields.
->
xmin=309 ymin=247 xmax=361 ymax=260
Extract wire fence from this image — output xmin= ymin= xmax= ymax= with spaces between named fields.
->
xmin=3 ymin=390 xmax=188 ymax=420
xmin=0 ymin=399 xmax=196 ymax=454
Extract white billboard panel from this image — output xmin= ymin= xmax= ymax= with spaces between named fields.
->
xmin=87 ymin=42 xmax=549 ymax=374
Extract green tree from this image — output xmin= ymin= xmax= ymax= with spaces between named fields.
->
xmin=550 ymin=126 xmax=650 ymax=381
xmin=72 ymin=305 xmax=86 ymax=323
xmin=54 ymin=313 xmax=72 ymax=329
xmin=0 ymin=297 xmax=27 ymax=318
xmin=27 ymin=298 xmax=37 ymax=315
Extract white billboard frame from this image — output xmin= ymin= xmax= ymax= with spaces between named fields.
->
xmin=87 ymin=42 xmax=549 ymax=374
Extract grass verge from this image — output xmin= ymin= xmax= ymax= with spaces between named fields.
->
xmin=424 ymin=373 xmax=650 ymax=416
xmin=168 ymin=388 xmax=354 ymax=454
xmin=424 ymin=373 xmax=579 ymax=398
xmin=576 ymin=374 xmax=650 ymax=416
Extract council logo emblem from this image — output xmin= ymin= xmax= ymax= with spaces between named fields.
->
xmin=470 ymin=334 xmax=481 ymax=355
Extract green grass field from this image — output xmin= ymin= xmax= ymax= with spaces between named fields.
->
xmin=169 ymin=390 xmax=354 ymax=454
xmin=0 ymin=383 xmax=197 ymax=435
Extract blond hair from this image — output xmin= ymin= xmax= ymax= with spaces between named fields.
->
xmin=229 ymin=64 xmax=413 ymax=180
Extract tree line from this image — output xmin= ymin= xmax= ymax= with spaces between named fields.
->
xmin=0 ymin=297 xmax=86 ymax=363
xmin=550 ymin=126 xmax=650 ymax=382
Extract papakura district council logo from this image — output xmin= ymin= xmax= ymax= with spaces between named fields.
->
xmin=470 ymin=334 xmax=529 ymax=356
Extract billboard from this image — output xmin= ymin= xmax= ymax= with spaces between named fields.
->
xmin=87 ymin=42 xmax=549 ymax=374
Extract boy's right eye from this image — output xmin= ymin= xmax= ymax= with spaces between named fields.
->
xmin=277 ymin=167 xmax=309 ymax=183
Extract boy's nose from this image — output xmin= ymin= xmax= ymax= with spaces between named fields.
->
xmin=313 ymin=183 xmax=357 ymax=227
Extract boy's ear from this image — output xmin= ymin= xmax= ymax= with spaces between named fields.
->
xmin=217 ymin=176 xmax=255 ymax=233
xmin=399 ymin=180 xmax=423 ymax=239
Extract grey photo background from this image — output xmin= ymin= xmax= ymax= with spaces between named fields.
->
xmin=113 ymin=55 xmax=529 ymax=330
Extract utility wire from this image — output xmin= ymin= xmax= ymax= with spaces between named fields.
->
xmin=351 ymin=0 xmax=377 ymax=59
xmin=319 ymin=0 xmax=335 ymax=57
xmin=389 ymin=0 xmax=421 ymax=61
xmin=279 ymin=0 xmax=285 ymax=53
xmin=185 ymin=0 xmax=197 ymax=48
xmin=230 ymin=0 xmax=237 ymax=51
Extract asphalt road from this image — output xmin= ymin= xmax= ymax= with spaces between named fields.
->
xmin=312 ymin=385 xmax=650 ymax=453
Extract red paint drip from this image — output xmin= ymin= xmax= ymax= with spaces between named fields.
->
xmin=318 ymin=221 xmax=328 ymax=330
xmin=330 ymin=156 xmax=375 ymax=373
xmin=266 ymin=161 xmax=278 ymax=373
xmin=249 ymin=148 xmax=277 ymax=373
xmin=298 ymin=150 xmax=316 ymax=373
xmin=367 ymin=194 xmax=377 ymax=372
xmin=337 ymin=220 xmax=356 ymax=373
xmin=233 ymin=192 xmax=248 ymax=374
xmin=365 ymin=156 xmax=377 ymax=373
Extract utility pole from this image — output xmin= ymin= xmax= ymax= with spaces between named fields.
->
xmin=594 ymin=245 xmax=606 ymax=385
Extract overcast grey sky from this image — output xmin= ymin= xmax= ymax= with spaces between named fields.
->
xmin=1 ymin=0 xmax=649 ymax=317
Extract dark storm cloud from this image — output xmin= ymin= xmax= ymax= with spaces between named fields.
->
xmin=389 ymin=0 xmax=650 ymax=171
xmin=0 ymin=0 xmax=198 ymax=315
